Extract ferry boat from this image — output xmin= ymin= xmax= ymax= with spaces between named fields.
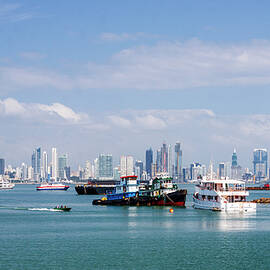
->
xmin=36 ymin=183 xmax=69 ymax=191
xmin=193 ymin=177 xmax=256 ymax=212
xmin=93 ymin=175 xmax=187 ymax=206
xmin=0 ymin=177 xmax=15 ymax=190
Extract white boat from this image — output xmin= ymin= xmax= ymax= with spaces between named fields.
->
xmin=36 ymin=183 xmax=69 ymax=191
xmin=192 ymin=177 xmax=256 ymax=212
xmin=0 ymin=177 xmax=15 ymax=190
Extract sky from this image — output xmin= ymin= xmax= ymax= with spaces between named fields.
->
xmin=1 ymin=0 xmax=270 ymax=169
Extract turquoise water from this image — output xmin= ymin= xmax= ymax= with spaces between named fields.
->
xmin=1 ymin=184 xmax=270 ymax=270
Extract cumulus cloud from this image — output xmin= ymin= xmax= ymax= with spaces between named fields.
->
xmin=0 ymin=98 xmax=82 ymax=122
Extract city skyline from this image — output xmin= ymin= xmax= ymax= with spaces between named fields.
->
xmin=2 ymin=1 xmax=270 ymax=168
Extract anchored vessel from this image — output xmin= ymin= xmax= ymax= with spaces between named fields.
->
xmin=93 ymin=175 xmax=187 ymax=206
xmin=75 ymin=180 xmax=118 ymax=195
xmin=36 ymin=183 xmax=69 ymax=191
xmin=193 ymin=177 xmax=256 ymax=212
xmin=0 ymin=177 xmax=15 ymax=190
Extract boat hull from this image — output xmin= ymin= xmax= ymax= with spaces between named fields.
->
xmin=192 ymin=196 xmax=256 ymax=212
xmin=36 ymin=185 xmax=69 ymax=191
xmin=93 ymin=189 xmax=187 ymax=207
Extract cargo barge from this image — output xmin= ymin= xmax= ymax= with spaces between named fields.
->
xmin=75 ymin=180 xmax=119 ymax=195
xmin=246 ymin=183 xmax=270 ymax=190
xmin=92 ymin=175 xmax=187 ymax=207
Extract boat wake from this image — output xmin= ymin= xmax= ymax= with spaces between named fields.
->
xmin=28 ymin=208 xmax=62 ymax=212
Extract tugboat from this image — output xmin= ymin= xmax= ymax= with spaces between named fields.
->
xmin=92 ymin=174 xmax=187 ymax=206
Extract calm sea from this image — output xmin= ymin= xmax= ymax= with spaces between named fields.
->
xmin=0 ymin=184 xmax=270 ymax=270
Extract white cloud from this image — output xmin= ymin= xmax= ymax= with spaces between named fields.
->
xmin=0 ymin=98 xmax=82 ymax=123
xmin=108 ymin=115 xmax=131 ymax=128
xmin=0 ymin=97 xmax=26 ymax=115
xmin=4 ymin=39 xmax=270 ymax=91
xmin=37 ymin=103 xmax=81 ymax=122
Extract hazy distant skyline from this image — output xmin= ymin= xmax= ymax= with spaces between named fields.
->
xmin=1 ymin=0 xmax=270 ymax=168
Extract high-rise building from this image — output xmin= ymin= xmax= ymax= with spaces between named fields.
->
xmin=145 ymin=148 xmax=153 ymax=178
xmin=51 ymin=147 xmax=58 ymax=181
xmin=161 ymin=143 xmax=168 ymax=173
xmin=174 ymin=142 xmax=182 ymax=180
xmin=231 ymin=149 xmax=242 ymax=179
xmin=253 ymin=149 xmax=268 ymax=182
xmin=41 ymin=151 xmax=48 ymax=180
xmin=32 ymin=147 xmax=41 ymax=181
xmin=218 ymin=162 xmax=225 ymax=178
xmin=113 ymin=167 xmax=120 ymax=180
xmin=58 ymin=154 xmax=68 ymax=179
xmin=156 ymin=149 xmax=162 ymax=172
xmin=85 ymin=160 xmax=92 ymax=179
xmin=0 ymin=158 xmax=5 ymax=175
xmin=120 ymin=156 xmax=134 ymax=177
xmin=98 ymin=154 xmax=113 ymax=180
xmin=135 ymin=160 xmax=143 ymax=180
xmin=168 ymin=144 xmax=172 ymax=177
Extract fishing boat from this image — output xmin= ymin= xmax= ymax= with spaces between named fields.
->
xmin=93 ymin=174 xmax=187 ymax=206
xmin=53 ymin=206 xmax=71 ymax=211
xmin=36 ymin=183 xmax=69 ymax=191
xmin=192 ymin=177 xmax=256 ymax=212
xmin=0 ymin=177 xmax=15 ymax=190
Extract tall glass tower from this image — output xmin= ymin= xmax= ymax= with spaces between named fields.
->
xmin=253 ymin=149 xmax=268 ymax=181
xmin=32 ymin=147 xmax=41 ymax=181
xmin=174 ymin=142 xmax=182 ymax=180
xmin=145 ymin=148 xmax=153 ymax=177
xmin=0 ymin=158 xmax=5 ymax=175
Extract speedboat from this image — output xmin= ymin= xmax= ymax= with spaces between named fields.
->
xmin=53 ymin=206 xmax=71 ymax=211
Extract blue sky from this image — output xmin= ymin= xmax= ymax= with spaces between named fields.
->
xmin=1 ymin=0 xmax=270 ymax=169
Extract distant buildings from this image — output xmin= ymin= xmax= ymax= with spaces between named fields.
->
xmin=0 ymin=158 xmax=5 ymax=175
xmin=135 ymin=160 xmax=143 ymax=180
xmin=58 ymin=154 xmax=68 ymax=179
xmin=51 ymin=147 xmax=58 ymax=181
xmin=145 ymin=148 xmax=153 ymax=178
xmin=120 ymin=155 xmax=134 ymax=177
xmin=231 ymin=149 xmax=242 ymax=179
xmin=32 ymin=147 xmax=41 ymax=181
xmin=98 ymin=154 xmax=113 ymax=180
xmin=253 ymin=149 xmax=268 ymax=182
xmin=174 ymin=142 xmax=182 ymax=181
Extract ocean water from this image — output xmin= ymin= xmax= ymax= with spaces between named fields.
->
xmin=1 ymin=184 xmax=270 ymax=270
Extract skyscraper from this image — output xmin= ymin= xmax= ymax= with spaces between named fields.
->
xmin=135 ymin=160 xmax=143 ymax=180
xmin=32 ymin=147 xmax=41 ymax=181
xmin=58 ymin=154 xmax=68 ymax=179
xmin=253 ymin=149 xmax=268 ymax=182
xmin=161 ymin=143 xmax=168 ymax=173
xmin=41 ymin=151 xmax=48 ymax=180
xmin=52 ymin=147 xmax=58 ymax=181
xmin=174 ymin=142 xmax=182 ymax=180
xmin=98 ymin=154 xmax=113 ymax=180
xmin=145 ymin=148 xmax=153 ymax=178
xmin=231 ymin=149 xmax=242 ymax=179
xmin=0 ymin=158 xmax=5 ymax=175
xmin=120 ymin=156 xmax=134 ymax=177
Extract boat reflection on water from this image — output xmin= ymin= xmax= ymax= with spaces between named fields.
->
xmin=198 ymin=210 xmax=257 ymax=232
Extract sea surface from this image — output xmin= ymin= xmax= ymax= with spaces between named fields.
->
xmin=1 ymin=184 xmax=270 ymax=270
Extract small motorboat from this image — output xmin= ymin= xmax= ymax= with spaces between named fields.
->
xmin=53 ymin=206 xmax=71 ymax=212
